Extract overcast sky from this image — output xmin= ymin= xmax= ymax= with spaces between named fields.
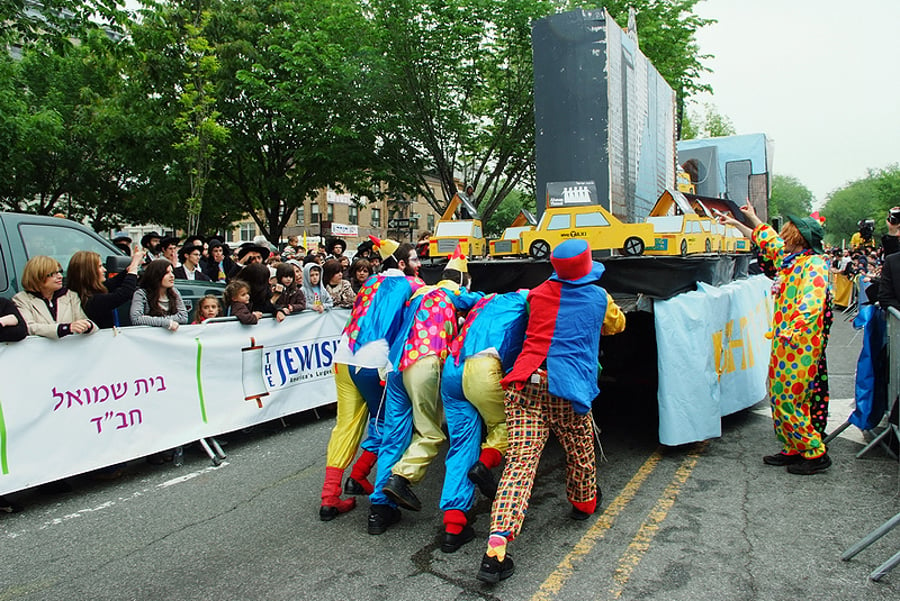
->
xmin=689 ymin=0 xmax=900 ymax=207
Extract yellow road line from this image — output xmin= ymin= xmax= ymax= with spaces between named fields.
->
xmin=530 ymin=448 xmax=664 ymax=601
xmin=608 ymin=442 xmax=707 ymax=599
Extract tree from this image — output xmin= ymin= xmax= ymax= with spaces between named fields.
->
xmin=680 ymin=102 xmax=735 ymax=139
xmin=769 ymin=175 xmax=814 ymax=221
xmin=484 ymin=189 xmax=537 ymax=237
xmin=205 ymin=0 xmax=383 ymax=243
xmin=0 ymin=0 xmax=129 ymax=51
xmin=0 ymin=31 xmax=145 ymax=230
xmin=369 ymin=0 xmax=714 ymax=224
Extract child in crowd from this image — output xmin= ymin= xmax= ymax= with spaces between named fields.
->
xmin=234 ymin=263 xmax=289 ymax=322
xmin=193 ymin=294 xmax=222 ymax=324
xmin=224 ymin=280 xmax=262 ymax=325
xmin=130 ymin=259 xmax=189 ymax=331
xmin=323 ymin=259 xmax=355 ymax=308
xmin=301 ymin=263 xmax=333 ymax=313
xmin=271 ymin=263 xmax=306 ymax=313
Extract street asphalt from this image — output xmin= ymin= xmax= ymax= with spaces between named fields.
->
xmin=0 ymin=304 xmax=898 ymax=601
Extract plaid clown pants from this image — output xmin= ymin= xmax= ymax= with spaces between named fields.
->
xmin=489 ymin=370 xmax=597 ymax=540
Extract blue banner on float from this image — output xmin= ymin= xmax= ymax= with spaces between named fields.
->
xmin=654 ymin=275 xmax=773 ymax=445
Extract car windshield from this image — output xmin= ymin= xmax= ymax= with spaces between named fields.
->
xmin=647 ymin=216 xmax=684 ymax=233
xmin=502 ymin=226 xmax=532 ymax=239
xmin=435 ymin=221 xmax=474 ymax=236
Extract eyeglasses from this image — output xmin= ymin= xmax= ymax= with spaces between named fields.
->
xmin=45 ymin=269 xmax=63 ymax=278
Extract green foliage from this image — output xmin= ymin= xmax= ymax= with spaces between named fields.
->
xmin=367 ymin=0 xmax=552 ymax=222
xmin=0 ymin=31 xmax=144 ymax=230
xmin=821 ymin=165 xmax=900 ymax=245
xmin=769 ymin=175 xmax=813 ymax=221
xmin=0 ymin=0 xmax=718 ymax=239
xmin=680 ymin=102 xmax=735 ymax=139
xmin=0 ymin=0 xmax=129 ymax=51
xmin=484 ymin=190 xmax=537 ymax=237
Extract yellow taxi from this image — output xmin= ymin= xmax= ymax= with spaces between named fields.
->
xmin=645 ymin=214 xmax=720 ymax=256
xmin=722 ymin=224 xmax=751 ymax=253
xmin=428 ymin=193 xmax=487 ymax=259
xmin=520 ymin=204 xmax=655 ymax=259
xmin=488 ymin=208 xmax=536 ymax=258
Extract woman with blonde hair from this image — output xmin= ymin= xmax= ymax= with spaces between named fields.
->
xmin=12 ymin=255 xmax=96 ymax=338
xmin=67 ymin=249 xmax=144 ymax=329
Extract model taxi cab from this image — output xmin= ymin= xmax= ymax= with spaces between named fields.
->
xmin=428 ymin=192 xmax=487 ymax=259
xmin=520 ymin=182 xmax=655 ymax=260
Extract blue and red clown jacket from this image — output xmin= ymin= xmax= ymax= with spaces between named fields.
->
xmin=501 ymin=279 xmax=609 ymax=414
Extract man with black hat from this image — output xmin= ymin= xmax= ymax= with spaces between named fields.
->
xmin=174 ymin=243 xmax=211 ymax=281
xmin=111 ymin=231 xmax=132 ymax=256
xmin=235 ymin=242 xmax=268 ymax=267
xmin=140 ymin=231 xmax=162 ymax=264
xmin=475 ymin=238 xmax=625 ymax=583
xmin=718 ymin=205 xmax=832 ymax=476
xmin=325 ymin=236 xmax=346 ymax=260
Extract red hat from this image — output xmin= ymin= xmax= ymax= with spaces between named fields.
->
xmin=549 ymin=239 xmax=605 ymax=285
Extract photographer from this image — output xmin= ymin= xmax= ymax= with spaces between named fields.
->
xmin=881 ymin=207 xmax=900 ymax=257
xmin=851 ymin=219 xmax=875 ymax=250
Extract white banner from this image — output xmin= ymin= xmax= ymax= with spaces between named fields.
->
xmin=0 ymin=310 xmax=348 ymax=495
xmin=329 ymin=222 xmax=359 ymax=237
xmin=654 ymin=275 xmax=773 ymax=445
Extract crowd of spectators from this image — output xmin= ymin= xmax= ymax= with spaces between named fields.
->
xmin=0 ymin=233 xmax=384 ymax=512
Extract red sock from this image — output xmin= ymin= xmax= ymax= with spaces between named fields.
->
xmin=443 ymin=509 xmax=467 ymax=535
xmin=479 ymin=447 xmax=502 ymax=469
xmin=572 ymin=498 xmax=596 ymax=515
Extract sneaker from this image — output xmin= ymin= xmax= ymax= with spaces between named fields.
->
xmin=367 ymin=504 xmax=401 ymax=535
xmin=763 ymin=452 xmax=803 ymax=466
xmin=787 ymin=453 xmax=832 ymax=475
xmin=476 ymin=552 xmax=515 ymax=583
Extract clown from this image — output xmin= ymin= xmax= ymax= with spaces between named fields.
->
xmin=476 ymin=238 xmax=625 ymax=583
xmin=437 ymin=289 xmax=530 ymax=553
xmin=318 ymin=236 xmax=424 ymax=521
xmin=367 ymin=246 xmax=483 ymax=534
xmin=717 ymin=206 xmax=831 ymax=475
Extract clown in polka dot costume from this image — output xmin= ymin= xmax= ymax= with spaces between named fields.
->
xmin=720 ymin=204 xmax=832 ymax=474
xmin=754 ymin=223 xmax=829 ymax=457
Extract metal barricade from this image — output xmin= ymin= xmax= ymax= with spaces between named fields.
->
xmin=841 ymin=306 xmax=900 ymax=581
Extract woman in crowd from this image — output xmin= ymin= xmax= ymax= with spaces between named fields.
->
xmin=67 ymin=249 xmax=145 ymax=329
xmin=1 ymin=296 xmax=40 ymax=509
xmin=322 ymin=259 xmax=354 ymax=309
xmin=301 ymin=263 xmax=333 ymax=313
xmin=271 ymin=263 xmax=306 ymax=313
xmin=130 ymin=259 xmax=189 ymax=331
xmin=349 ymin=258 xmax=371 ymax=295
xmin=0 ymin=296 xmax=28 ymax=343
xmin=13 ymin=255 xmax=96 ymax=339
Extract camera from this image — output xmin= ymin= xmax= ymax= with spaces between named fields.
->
xmin=858 ymin=219 xmax=875 ymax=241
xmin=888 ymin=207 xmax=900 ymax=226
